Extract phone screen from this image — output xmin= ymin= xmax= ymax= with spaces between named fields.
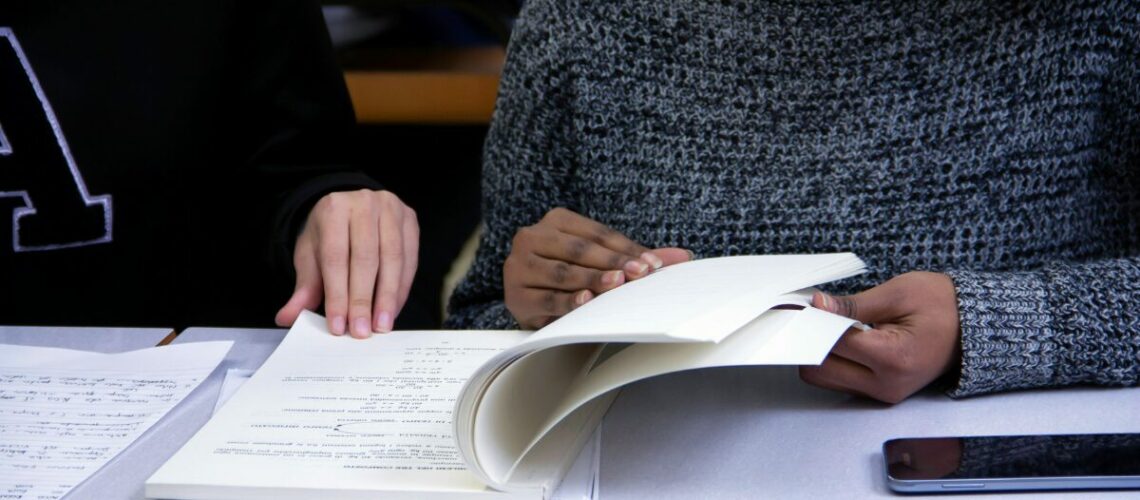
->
xmin=884 ymin=433 xmax=1140 ymax=493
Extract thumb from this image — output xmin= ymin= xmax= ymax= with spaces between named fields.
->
xmin=275 ymin=253 xmax=324 ymax=327
xmin=812 ymin=285 xmax=895 ymax=324
xmin=649 ymin=247 xmax=694 ymax=267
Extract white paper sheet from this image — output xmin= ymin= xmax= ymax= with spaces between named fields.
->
xmin=456 ymin=255 xmax=864 ymax=488
xmin=549 ymin=424 xmax=600 ymax=500
xmin=204 ymin=354 xmax=599 ymax=500
xmin=148 ymin=311 xmax=535 ymax=499
xmin=211 ymin=368 xmax=254 ymax=415
xmin=0 ymin=341 xmax=232 ymax=500
xmin=524 ymin=254 xmax=864 ymax=344
xmin=510 ymin=307 xmax=856 ymax=473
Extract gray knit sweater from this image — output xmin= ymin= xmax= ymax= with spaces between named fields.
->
xmin=446 ymin=0 xmax=1140 ymax=398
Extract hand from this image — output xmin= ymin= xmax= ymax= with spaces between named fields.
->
xmin=504 ymin=207 xmax=691 ymax=329
xmin=798 ymin=271 xmax=961 ymax=404
xmin=275 ymin=189 xmax=419 ymax=338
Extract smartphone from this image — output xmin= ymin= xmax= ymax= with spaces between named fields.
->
xmin=883 ymin=433 xmax=1140 ymax=494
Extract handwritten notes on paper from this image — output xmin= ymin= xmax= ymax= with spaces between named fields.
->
xmin=0 ymin=341 xmax=231 ymax=500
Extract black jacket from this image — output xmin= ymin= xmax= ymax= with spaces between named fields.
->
xmin=0 ymin=0 xmax=379 ymax=328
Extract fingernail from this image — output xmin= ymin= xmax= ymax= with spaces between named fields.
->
xmin=685 ymin=249 xmax=695 ymax=261
xmin=575 ymin=290 xmax=594 ymax=306
xmin=375 ymin=312 xmax=392 ymax=333
xmin=352 ymin=317 xmax=371 ymax=338
xmin=820 ymin=293 xmax=834 ymax=312
xmin=624 ymin=260 xmax=649 ymax=276
xmin=331 ymin=316 xmax=346 ymax=336
xmin=601 ymin=270 xmax=625 ymax=287
xmin=640 ymin=252 xmax=663 ymax=270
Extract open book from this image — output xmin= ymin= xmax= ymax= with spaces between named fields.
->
xmin=147 ymin=254 xmax=865 ymax=499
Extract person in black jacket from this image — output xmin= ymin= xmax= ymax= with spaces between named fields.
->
xmin=0 ymin=0 xmax=416 ymax=337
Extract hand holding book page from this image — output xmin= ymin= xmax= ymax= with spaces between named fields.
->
xmin=801 ymin=271 xmax=962 ymax=404
xmin=148 ymin=254 xmax=865 ymax=499
xmin=502 ymin=207 xmax=693 ymax=329
xmin=455 ymin=254 xmax=867 ymax=491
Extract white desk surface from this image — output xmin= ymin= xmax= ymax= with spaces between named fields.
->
xmin=10 ymin=326 xmax=1137 ymax=499
xmin=0 ymin=325 xmax=173 ymax=352
xmin=601 ymin=365 xmax=1140 ymax=499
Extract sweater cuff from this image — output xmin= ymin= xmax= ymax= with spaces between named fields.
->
xmin=944 ymin=269 xmax=1058 ymax=398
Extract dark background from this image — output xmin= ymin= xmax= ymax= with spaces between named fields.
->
xmin=324 ymin=1 xmax=520 ymax=329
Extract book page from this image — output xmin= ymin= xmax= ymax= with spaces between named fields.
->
xmin=0 ymin=341 xmax=232 ymax=500
xmin=455 ymin=254 xmax=864 ymax=487
xmin=147 ymin=311 xmax=534 ymax=500
xmin=514 ymin=307 xmax=856 ymax=465
xmin=525 ymin=254 xmax=863 ymax=344
xmin=549 ymin=424 xmax=600 ymax=500
xmin=463 ymin=344 xmax=599 ymax=486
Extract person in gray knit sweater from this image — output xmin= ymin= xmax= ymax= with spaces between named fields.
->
xmin=445 ymin=0 xmax=1139 ymax=403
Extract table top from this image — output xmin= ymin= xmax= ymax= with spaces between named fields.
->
xmin=601 ymin=365 xmax=1140 ymax=499
xmin=7 ymin=326 xmax=1138 ymax=499
xmin=0 ymin=325 xmax=173 ymax=352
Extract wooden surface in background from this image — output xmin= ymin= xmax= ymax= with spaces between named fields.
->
xmin=344 ymin=47 xmax=505 ymax=124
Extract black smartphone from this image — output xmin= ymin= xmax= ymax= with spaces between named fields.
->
xmin=883 ymin=433 xmax=1140 ymax=494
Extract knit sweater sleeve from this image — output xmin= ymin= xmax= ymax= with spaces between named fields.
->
xmin=943 ymin=19 xmax=1140 ymax=398
xmin=444 ymin=0 xmax=579 ymax=329
xmin=945 ymin=257 xmax=1140 ymax=397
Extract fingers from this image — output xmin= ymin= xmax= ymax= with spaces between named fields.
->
xmin=803 ymin=273 xmax=963 ymax=404
xmin=538 ymin=208 xmax=658 ymax=280
xmin=542 ymin=207 xmax=649 ymax=258
xmin=503 ymin=244 xmax=619 ymax=328
xmin=809 ymin=292 xmax=912 ymax=402
xmin=801 ymin=349 xmax=918 ymax=403
xmin=517 ymin=224 xmax=652 ymax=280
xmin=371 ymin=195 xmax=405 ymax=334
xmin=522 ymin=209 xmax=699 ymax=283
xmin=649 ymin=247 xmax=694 ymax=267
xmin=345 ymin=202 xmax=381 ymax=338
xmin=798 ymin=353 xmax=877 ymax=398
xmin=504 ymin=207 xmax=694 ymax=329
xmin=510 ymin=288 xmax=594 ymax=330
xmin=520 ymin=253 xmax=627 ymax=293
xmin=275 ymin=241 xmax=324 ymax=327
xmin=287 ymin=190 xmax=420 ymax=338
xmin=804 ymin=296 xmax=901 ymax=375
xmin=396 ymin=209 xmax=419 ymax=314
xmin=826 ymin=326 xmax=890 ymax=369
xmin=813 ymin=285 xmax=900 ymax=325
xmin=316 ymin=199 xmax=351 ymax=336
xmin=801 ymin=327 xmax=931 ymax=404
